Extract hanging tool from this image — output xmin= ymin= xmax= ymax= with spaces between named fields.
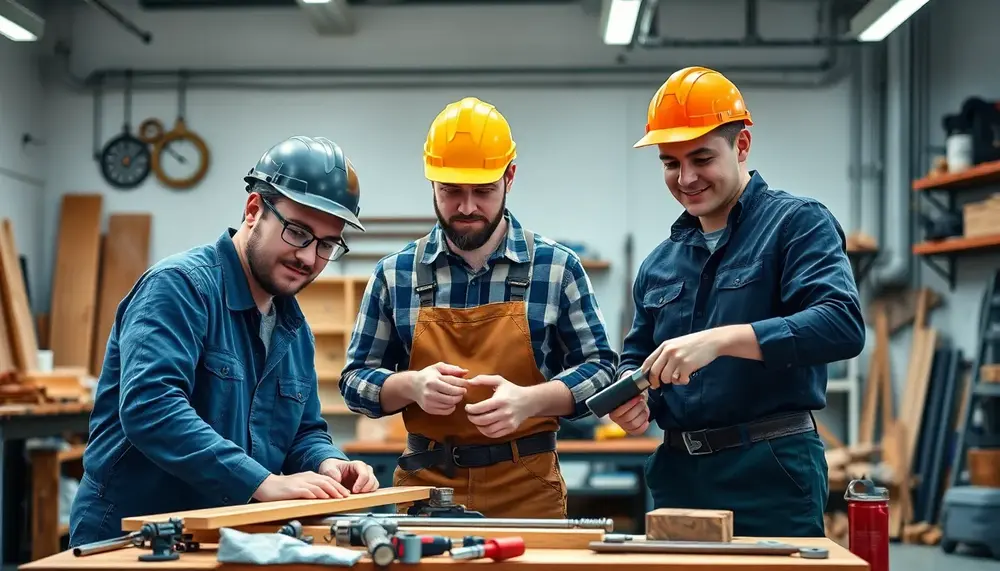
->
xmin=333 ymin=517 xmax=398 ymax=567
xmin=450 ymin=537 xmax=525 ymax=561
xmin=585 ymin=368 xmax=650 ymax=418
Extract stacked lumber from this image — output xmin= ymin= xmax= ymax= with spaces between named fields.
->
xmin=0 ymin=196 xmax=153 ymax=403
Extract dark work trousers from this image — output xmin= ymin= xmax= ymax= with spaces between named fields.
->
xmin=643 ymin=430 xmax=829 ymax=537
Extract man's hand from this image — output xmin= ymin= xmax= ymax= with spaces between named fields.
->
xmin=609 ymin=394 xmax=650 ymax=435
xmin=464 ymin=375 xmax=532 ymax=439
xmin=412 ymin=362 xmax=469 ymax=415
xmin=318 ymin=458 xmax=380 ymax=494
xmin=644 ymin=328 xmax=724 ymax=388
xmin=251 ymin=472 xmax=350 ymax=501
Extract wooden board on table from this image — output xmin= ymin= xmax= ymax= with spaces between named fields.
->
xmin=49 ymin=195 xmax=103 ymax=369
xmin=191 ymin=525 xmax=603 ymax=550
xmin=121 ymin=486 xmax=434 ymax=531
xmin=91 ymin=213 xmax=152 ymax=375
xmin=20 ymin=536 xmax=866 ymax=570
xmin=0 ymin=219 xmax=38 ymax=371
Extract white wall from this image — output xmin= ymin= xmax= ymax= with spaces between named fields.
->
xmin=37 ymin=0 xmax=854 ymax=357
xmin=0 ymin=35 xmax=48 ymax=308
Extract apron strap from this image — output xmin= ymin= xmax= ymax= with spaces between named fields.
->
xmin=413 ymin=236 xmax=436 ymax=308
xmin=505 ymin=228 xmax=533 ymax=302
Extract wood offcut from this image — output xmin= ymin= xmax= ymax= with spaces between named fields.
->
xmin=645 ymin=508 xmax=733 ymax=542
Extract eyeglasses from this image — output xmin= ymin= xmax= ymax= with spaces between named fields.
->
xmin=260 ymin=198 xmax=350 ymax=262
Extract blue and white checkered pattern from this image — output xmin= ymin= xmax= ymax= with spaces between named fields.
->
xmin=340 ymin=211 xmax=618 ymax=420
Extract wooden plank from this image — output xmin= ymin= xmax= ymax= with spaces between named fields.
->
xmin=0 ymin=219 xmax=38 ymax=371
xmin=912 ymin=233 xmax=1000 ymax=255
xmin=191 ymin=525 xmax=603 ymax=550
xmin=121 ymin=486 xmax=434 ymax=531
xmin=49 ymin=194 xmax=103 ymax=368
xmin=91 ymin=214 xmax=152 ymax=375
xmin=19 ymin=536 xmax=867 ymax=570
xmin=912 ymin=158 xmax=1000 ymax=191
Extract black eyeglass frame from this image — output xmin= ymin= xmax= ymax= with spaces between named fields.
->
xmin=260 ymin=197 xmax=350 ymax=262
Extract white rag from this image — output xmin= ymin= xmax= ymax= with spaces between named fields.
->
xmin=216 ymin=527 xmax=363 ymax=566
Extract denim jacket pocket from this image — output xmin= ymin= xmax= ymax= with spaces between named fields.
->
xmin=642 ymin=281 xmax=686 ymax=340
xmin=269 ymin=376 xmax=313 ymax=450
xmin=194 ymin=348 xmax=245 ymax=425
xmin=715 ymin=260 xmax=769 ymax=320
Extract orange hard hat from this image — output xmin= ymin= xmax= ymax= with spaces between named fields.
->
xmin=634 ymin=66 xmax=753 ymax=148
xmin=423 ymin=97 xmax=517 ymax=184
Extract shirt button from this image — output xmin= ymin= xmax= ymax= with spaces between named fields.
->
xmin=734 ymin=278 xmax=741 ymax=285
xmin=221 ymin=366 xmax=229 ymax=375
xmin=297 ymin=392 xmax=303 ymax=399
xmin=695 ymin=311 xmax=703 ymax=318
xmin=658 ymin=296 xmax=665 ymax=304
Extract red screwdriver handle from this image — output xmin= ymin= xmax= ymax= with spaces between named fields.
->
xmin=485 ymin=537 xmax=525 ymax=560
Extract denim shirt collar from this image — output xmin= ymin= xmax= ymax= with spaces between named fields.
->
xmin=669 ymin=170 xmax=770 ymax=243
xmin=418 ymin=209 xmax=531 ymax=267
xmin=216 ymin=229 xmax=304 ymax=331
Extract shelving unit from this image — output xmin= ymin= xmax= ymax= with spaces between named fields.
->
xmin=911 ymin=159 xmax=1000 ymax=289
xmin=827 ymin=356 xmax=861 ymax=446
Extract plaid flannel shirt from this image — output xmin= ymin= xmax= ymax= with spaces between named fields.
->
xmin=340 ymin=210 xmax=618 ymax=420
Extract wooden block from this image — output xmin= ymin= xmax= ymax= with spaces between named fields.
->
xmin=121 ymin=486 xmax=434 ymax=531
xmin=645 ymin=508 xmax=733 ymax=542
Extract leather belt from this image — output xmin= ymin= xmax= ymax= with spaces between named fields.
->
xmin=397 ymin=432 xmax=557 ymax=477
xmin=664 ymin=411 xmax=816 ymax=456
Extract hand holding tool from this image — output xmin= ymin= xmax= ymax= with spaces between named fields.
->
xmin=585 ymin=369 xmax=649 ymax=418
xmin=450 ymin=536 xmax=525 ymax=561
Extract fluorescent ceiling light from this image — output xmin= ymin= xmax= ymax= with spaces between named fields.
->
xmin=0 ymin=0 xmax=43 ymax=42
xmin=300 ymin=0 xmax=331 ymax=3
xmin=600 ymin=0 xmax=641 ymax=46
xmin=850 ymin=0 xmax=931 ymax=42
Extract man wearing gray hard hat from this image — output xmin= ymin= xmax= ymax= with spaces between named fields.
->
xmin=69 ymin=136 xmax=377 ymax=548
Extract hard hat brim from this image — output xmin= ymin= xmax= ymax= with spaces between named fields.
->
xmin=246 ymin=176 xmax=366 ymax=232
xmin=424 ymin=164 xmax=508 ymax=185
xmin=633 ymin=124 xmax=719 ymax=148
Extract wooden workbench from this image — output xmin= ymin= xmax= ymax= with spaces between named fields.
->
xmin=20 ymin=537 xmax=867 ymax=571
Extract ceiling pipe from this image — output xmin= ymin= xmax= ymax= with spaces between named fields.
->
xmin=635 ymin=0 xmax=863 ymax=49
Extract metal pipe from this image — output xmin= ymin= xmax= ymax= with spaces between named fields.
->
xmin=72 ymin=532 xmax=142 ymax=557
xmin=82 ymin=0 xmax=153 ymax=44
xmin=321 ymin=515 xmax=616 ymax=532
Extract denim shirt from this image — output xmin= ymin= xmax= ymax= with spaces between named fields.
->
xmin=69 ymin=229 xmax=347 ymax=545
xmin=618 ymin=171 xmax=865 ymax=431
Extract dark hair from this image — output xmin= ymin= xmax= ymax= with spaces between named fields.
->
xmin=242 ymin=181 xmax=285 ymax=221
xmin=711 ymin=120 xmax=747 ymax=147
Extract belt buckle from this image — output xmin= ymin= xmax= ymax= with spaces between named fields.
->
xmin=681 ymin=430 xmax=713 ymax=455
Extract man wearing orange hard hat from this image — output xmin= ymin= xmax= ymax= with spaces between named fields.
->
xmin=607 ymin=67 xmax=865 ymax=536
xmin=341 ymin=96 xmax=618 ymax=517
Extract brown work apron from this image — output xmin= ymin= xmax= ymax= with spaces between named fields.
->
xmin=391 ymin=230 xmax=567 ymax=518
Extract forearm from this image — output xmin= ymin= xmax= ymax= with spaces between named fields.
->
xmin=379 ymin=371 xmax=417 ymax=414
xmin=714 ymin=324 xmax=763 ymax=361
xmin=524 ymin=381 xmax=576 ymax=418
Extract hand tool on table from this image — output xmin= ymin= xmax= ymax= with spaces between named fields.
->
xmin=325 ymin=514 xmax=614 ymax=532
xmin=589 ymin=539 xmax=829 ymax=559
xmin=585 ymin=368 xmax=649 ymax=418
xmin=333 ymin=516 xmax=398 ymax=567
xmin=72 ymin=517 xmax=200 ymax=560
xmin=450 ymin=536 xmax=525 ymax=561
xmin=391 ymin=533 xmax=453 ymax=564
xmin=404 ymin=487 xmax=484 ymax=517
xmin=276 ymin=520 xmax=313 ymax=544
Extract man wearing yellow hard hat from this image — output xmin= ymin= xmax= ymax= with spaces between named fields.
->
xmin=608 ymin=67 xmax=865 ymax=536
xmin=341 ymin=96 xmax=618 ymax=517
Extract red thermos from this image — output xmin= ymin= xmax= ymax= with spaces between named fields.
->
xmin=844 ymin=479 xmax=890 ymax=571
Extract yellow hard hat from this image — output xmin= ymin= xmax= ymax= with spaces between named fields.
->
xmin=423 ymin=97 xmax=517 ymax=185
xmin=634 ymin=66 xmax=753 ymax=148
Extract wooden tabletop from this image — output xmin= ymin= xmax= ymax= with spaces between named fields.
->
xmin=0 ymin=401 xmax=93 ymax=419
xmin=19 ymin=537 xmax=866 ymax=570
xmin=341 ymin=438 xmax=662 ymax=455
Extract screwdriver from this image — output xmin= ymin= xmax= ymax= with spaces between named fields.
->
xmin=451 ymin=536 xmax=525 ymax=561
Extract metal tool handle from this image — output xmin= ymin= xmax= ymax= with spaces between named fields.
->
xmin=585 ymin=369 xmax=649 ymax=418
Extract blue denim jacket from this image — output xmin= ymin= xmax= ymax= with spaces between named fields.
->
xmin=69 ymin=229 xmax=347 ymax=546
xmin=618 ymin=171 xmax=865 ymax=431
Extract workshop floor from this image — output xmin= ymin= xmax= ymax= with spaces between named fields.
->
xmin=892 ymin=543 xmax=999 ymax=570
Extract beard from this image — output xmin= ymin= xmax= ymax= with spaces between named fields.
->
xmin=246 ymin=226 xmax=314 ymax=297
xmin=434 ymin=195 xmax=506 ymax=251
